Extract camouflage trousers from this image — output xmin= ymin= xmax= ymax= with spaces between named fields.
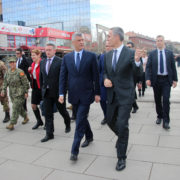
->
xmin=0 ymin=94 xmax=10 ymax=112
xmin=11 ymin=97 xmax=27 ymax=124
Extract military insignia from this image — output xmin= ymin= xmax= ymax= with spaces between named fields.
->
xmin=20 ymin=72 xmax=25 ymax=76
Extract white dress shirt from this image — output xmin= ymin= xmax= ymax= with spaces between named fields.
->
xmin=74 ymin=49 xmax=83 ymax=64
xmin=157 ymin=49 xmax=168 ymax=75
xmin=16 ymin=57 xmax=22 ymax=68
xmin=112 ymin=44 xmax=141 ymax=66
xmin=46 ymin=56 xmax=55 ymax=74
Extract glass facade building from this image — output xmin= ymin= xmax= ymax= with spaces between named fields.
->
xmin=2 ymin=0 xmax=112 ymax=37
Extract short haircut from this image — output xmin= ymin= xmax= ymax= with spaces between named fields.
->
xmin=110 ymin=27 xmax=124 ymax=41
xmin=16 ymin=48 xmax=23 ymax=53
xmin=156 ymin=35 xmax=164 ymax=40
xmin=31 ymin=49 xmax=42 ymax=56
xmin=127 ymin=41 xmax=135 ymax=48
xmin=72 ymin=32 xmax=84 ymax=41
xmin=46 ymin=43 xmax=56 ymax=49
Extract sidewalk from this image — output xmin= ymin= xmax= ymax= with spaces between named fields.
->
xmin=0 ymin=68 xmax=180 ymax=180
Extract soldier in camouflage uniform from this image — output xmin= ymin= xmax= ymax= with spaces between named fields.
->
xmin=1 ymin=57 xmax=30 ymax=130
xmin=0 ymin=60 xmax=10 ymax=123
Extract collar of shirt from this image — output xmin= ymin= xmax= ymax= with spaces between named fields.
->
xmin=74 ymin=49 xmax=83 ymax=64
xmin=157 ymin=48 xmax=165 ymax=54
xmin=47 ymin=56 xmax=55 ymax=62
xmin=112 ymin=44 xmax=124 ymax=62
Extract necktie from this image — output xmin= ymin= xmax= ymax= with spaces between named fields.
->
xmin=76 ymin=53 xmax=80 ymax=71
xmin=112 ymin=49 xmax=117 ymax=71
xmin=160 ymin=51 xmax=164 ymax=73
xmin=18 ymin=58 xmax=21 ymax=67
xmin=47 ymin=58 xmax=51 ymax=74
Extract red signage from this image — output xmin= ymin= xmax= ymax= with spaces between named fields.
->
xmin=35 ymin=28 xmax=73 ymax=40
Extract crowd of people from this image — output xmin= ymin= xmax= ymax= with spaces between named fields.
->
xmin=0 ymin=27 xmax=178 ymax=171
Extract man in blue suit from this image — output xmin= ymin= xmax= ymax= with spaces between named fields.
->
xmin=59 ymin=32 xmax=100 ymax=161
xmin=146 ymin=35 xmax=178 ymax=130
xmin=98 ymin=40 xmax=113 ymax=125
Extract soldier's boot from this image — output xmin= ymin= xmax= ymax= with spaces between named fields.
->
xmin=22 ymin=115 xmax=29 ymax=125
xmin=6 ymin=123 xmax=14 ymax=130
xmin=3 ymin=111 xmax=10 ymax=123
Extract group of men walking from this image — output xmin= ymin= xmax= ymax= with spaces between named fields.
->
xmin=0 ymin=26 xmax=178 ymax=171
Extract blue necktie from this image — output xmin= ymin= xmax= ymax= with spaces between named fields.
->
xmin=112 ymin=49 xmax=117 ymax=71
xmin=160 ymin=51 xmax=164 ymax=73
xmin=76 ymin=53 xmax=80 ymax=71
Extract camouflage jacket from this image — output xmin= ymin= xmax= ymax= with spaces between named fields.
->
xmin=2 ymin=68 xmax=29 ymax=98
xmin=0 ymin=61 xmax=7 ymax=90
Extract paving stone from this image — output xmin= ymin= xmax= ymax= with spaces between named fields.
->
xmin=85 ymin=156 xmax=152 ymax=180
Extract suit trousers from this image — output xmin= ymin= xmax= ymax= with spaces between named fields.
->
xmin=107 ymin=97 xmax=131 ymax=160
xmin=43 ymin=90 xmax=70 ymax=135
xmin=153 ymin=76 xmax=171 ymax=123
xmin=71 ymin=103 xmax=93 ymax=155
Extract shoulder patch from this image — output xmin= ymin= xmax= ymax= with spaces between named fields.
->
xmin=20 ymin=72 xmax=25 ymax=76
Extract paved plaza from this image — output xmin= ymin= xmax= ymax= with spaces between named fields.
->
xmin=0 ymin=68 xmax=180 ymax=180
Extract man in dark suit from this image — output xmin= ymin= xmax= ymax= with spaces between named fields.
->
xmin=146 ymin=35 xmax=178 ymax=130
xmin=39 ymin=43 xmax=71 ymax=142
xmin=104 ymin=27 xmax=142 ymax=171
xmin=59 ymin=32 xmax=100 ymax=161
xmin=16 ymin=48 xmax=31 ymax=111
xmin=98 ymin=40 xmax=113 ymax=125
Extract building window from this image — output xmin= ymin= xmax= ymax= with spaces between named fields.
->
xmin=16 ymin=36 xmax=26 ymax=47
xmin=7 ymin=35 xmax=15 ymax=48
xmin=27 ymin=37 xmax=36 ymax=46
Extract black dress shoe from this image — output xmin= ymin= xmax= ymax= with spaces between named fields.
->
xmin=132 ymin=107 xmax=138 ymax=113
xmin=65 ymin=126 xmax=71 ymax=133
xmin=101 ymin=118 xmax=107 ymax=125
xmin=41 ymin=134 xmax=54 ymax=143
xmin=32 ymin=121 xmax=43 ymax=130
xmin=156 ymin=118 xmax=162 ymax=124
xmin=163 ymin=123 xmax=170 ymax=130
xmin=70 ymin=154 xmax=78 ymax=161
xmin=81 ymin=138 xmax=93 ymax=148
xmin=116 ymin=159 xmax=126 ymax=171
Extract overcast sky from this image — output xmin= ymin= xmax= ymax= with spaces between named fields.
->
xmin=110 ymin=0 xmax=179 ymax=42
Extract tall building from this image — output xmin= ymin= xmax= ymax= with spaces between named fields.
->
xmin=0 ymin=0 xmax=3 ymax=22
xmin=2 ymin=0 xmax=113 ymax=38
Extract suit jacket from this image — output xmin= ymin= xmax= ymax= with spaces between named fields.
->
xmin=59 ymin=50 xmax=100 ymax=105
xmin=39 ymin=56 xmax=62 ymax=98
xmin=104 ymin=46 xmax=142 ymax=105
xmin=17 ymin=56 xmax=31 ymax=82
xmin=146 ymin=49 xmax=178 ymax=86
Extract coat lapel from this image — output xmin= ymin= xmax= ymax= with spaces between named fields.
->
xmin=70 ymin=51 xmax=78 ymax=73
xmin=165 ymin=49 xmax=170 ymax=68
xmin=107 ymin=50 xmax=113 ymax=73
xmin=154 ymin=50 xmax=158 ymax=74
xmin=115 ymin=46 xmax=126 ymax=72
xmin=78 ymin=50 xmax=86 ymax=72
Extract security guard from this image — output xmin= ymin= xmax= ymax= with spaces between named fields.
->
xmin=1 ymin=57 xmax=30 ymax=130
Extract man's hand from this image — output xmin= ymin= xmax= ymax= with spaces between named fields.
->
xmin=172 ymin=81 xmax=177 ymax=88
xmin=135 ymin=48 xmax=142 ymax=62
xmin=95 ymin=95 xmax=100 ymax=103
xmin=104 ymin=78 xmax=113 ymax=88
xmin=59 ymin=96 xmax=64 ymax=104
xmin=25 ymin=93 xmax=28 ymax=99
xmin=146 ymin=80 xmax=151 ymax=86
xmin=1 ymin=92 xmax=4 ymax=97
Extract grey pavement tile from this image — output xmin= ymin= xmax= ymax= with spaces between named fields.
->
xmin=80 ymin=140 xmax=116 ymax=157
xmin=128 ymin=145 xmax=180 ymax=165
xmin=35 ymin=136 xmax=73 ymax=152
xmin=85 ymin=156 xmax=152 ymax=180
xmin=0 ymin=160 xmax=52 ymax=180
xmin=140 ymin=124 xmax=180 ymax=136
xmin=129 ymin=123 xmax=142 ymax=133
xmin=1 ymin=131 xmax=44 ymax=145
xmin=150 ymin=163 xmax=180 ymax=180
xmin=159 ymin=135 xmax=180 ymax=149
xmin=0 ymin=157 xmax=7 ymax=165
xmin=34 ymin=150 xmax=96 ymax=173
xmin=0 ymin=141 xmax=11 ymax=150
xmin=0 ymin=144 xmax=49 ymax=163
xmin=129 ymin=133 xmax=159 ymax=146
xmin=130 ymin=117 xmax=154 ymax=125
xmin=45 ymin=170 xmax=110 ymax=180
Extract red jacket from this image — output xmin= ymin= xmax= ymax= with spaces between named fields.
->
xmin=29 ymin=60 xmax=41 ymax=89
